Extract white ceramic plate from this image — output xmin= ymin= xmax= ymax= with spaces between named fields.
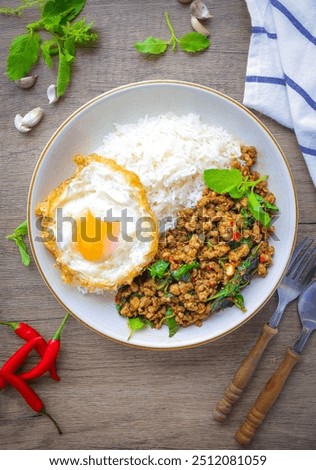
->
xmin=28 ymin=80 xmax=298 ymax=349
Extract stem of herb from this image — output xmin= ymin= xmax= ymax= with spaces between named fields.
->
xmin=164 ymin=11 xmax=178 ymax=51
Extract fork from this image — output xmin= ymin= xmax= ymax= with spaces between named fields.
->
xmin=212 ymin=238 xmax=316 ymax=423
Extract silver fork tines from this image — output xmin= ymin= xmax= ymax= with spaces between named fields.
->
xmin=291 ymin=245 xmax=316 ymax=280
xmin=268 ymin=238 xmax=316 ymax=329
xmin=287 ymin=238 xmax=312 ymax=277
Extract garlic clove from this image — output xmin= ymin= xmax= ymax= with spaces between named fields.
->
xmin=191 ymin=15 xmax=210 ymax=36
xmin=14 ymin=114 xmax=32 ymax=133
xmin=15 ymin=75 xmax=38 ymax=89
xmin=21 ymin=107 xmax=44 ymax=128
xmin=190 ymin=0 xmax=213 ymax=20
xmin=47 ymin=84 xmax=59 ymax=104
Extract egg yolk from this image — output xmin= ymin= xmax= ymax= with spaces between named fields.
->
xmin=77 ymin=210 xmax=120 ymax=261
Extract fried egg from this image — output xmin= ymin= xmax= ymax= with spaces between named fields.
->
xmin=36 ymin=154 xmax=158 ymax=292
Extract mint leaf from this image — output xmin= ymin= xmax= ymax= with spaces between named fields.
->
xmin=7 ymin=32 xmax=41 ymax=80
xmin=178 ymin=32 xmax=210 ymax=52
xmin=148 ymin=259 xmax=170 ymax=279
xmin=165 ymin=308 xmax=179 ymax=338
xmin=42 ymin=0 xmax=86 ymax=24
xmin=247 ymin=191 xmax=271 ymax=228
xmin=127 ymin=317 xmax=147 ymax=340
xmin=57 ymin=51 xmax=72 ymax=96
xmin=204 ymin=168 xmax=243 ymax=195
xmin=135 ymin=37 xmax=168 ymax=55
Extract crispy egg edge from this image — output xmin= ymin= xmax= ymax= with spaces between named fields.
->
xmin=35 ymin=153 xmax=159 ymax=292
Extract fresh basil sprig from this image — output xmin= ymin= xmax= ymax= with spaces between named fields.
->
xmin=6 ymin=220 xmax=31 ymax=266
xmin=3 ymin=0 xmax=98 ymax=97
xmin=160 ymin=307 xmax=179 ymax=338
xmin=135 ymin=11 xmax=210 ymax=56
xmin=127 ymin=316 xmax=154 ymax=340
xmin=0 ymin=0 xmax=44 ymax=16
xmin=148 ymin=259 xmax=170 ymax=279
xmin=171 ymin=261 xmax=200 ymax=281
xmin=203 ymin=168 xmax=277 ymax=228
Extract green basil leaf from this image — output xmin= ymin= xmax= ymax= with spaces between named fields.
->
xmin=6 ymin=220 xmax=31 ymax=266
xmin=42 ymin=0 xmax=86 ymax=24
xmin=127 ymin=317 xmax=147 ymax=340
xmin=135 ymin=37 xmax=168 ymax=55
xmin=148 ymin=259 xmax=170 ymax=279
xmin=14 ymin=237 xmax=31 ymax=267
xmin=171 ymin=261 xmax=199 ymax=281
xmin=255 ymin=194 xmax=279 ymax=211
xmin=57 ymin=51 xmax=71 ymax=96
xmin=7 ymin=32 xmax=41 ymax=80
xmin=247 ymin=191 xmax=271 ymax=227
xmin=6 ymin=220 xmax=28 ymax=239
xmin=165 ymin=308 xmax=179 ymax=338
xmin=178 ymin=32 xmax=210 ymax=52
xmin=41 ymin=39 xmax=57 ymax=68
xmin=204 ymin=168 xmax=243 ymax=196
xmin=232 ymin=292 xmax=245 ymax=311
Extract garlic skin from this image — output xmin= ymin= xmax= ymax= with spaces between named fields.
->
xmin=15 ymin=75 xmax=38 ymax=89
xmin=190 ymin=0 xmax=213 ymax=19
xmin=191 ymin=15 xmax=210 ymax=36
xmin=21 ymin=107 xmax=44 ymax=128
xmin=14 ymin=114 xmax=31 ymax=133
xmin=47 ymin=84 xmax=59 ymax=104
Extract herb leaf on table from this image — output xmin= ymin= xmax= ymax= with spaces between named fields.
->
xmin=135 ymin=11 xmax=210 ymax=56
xmin=3 ymin=0 xmax=98 ymax=97
xmin=178 ymin=32 xmax=210 ymax=53
xmin=7 ymin=32 xmax=41 ymax=80
xmin=135 ymin=37 xmax=169 ymax=55
xmin=6 ymin=220 xmax=31 ymax=267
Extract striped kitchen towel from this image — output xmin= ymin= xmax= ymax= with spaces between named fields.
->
xmin=244 ymin=0 xmax=316 ymax=186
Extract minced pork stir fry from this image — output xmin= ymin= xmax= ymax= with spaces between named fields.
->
xmin=115 ymin=146 xmax=277 ymax=337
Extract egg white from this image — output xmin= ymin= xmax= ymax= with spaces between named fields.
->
xmin=36 ymin=154 xmax=158 ymax=291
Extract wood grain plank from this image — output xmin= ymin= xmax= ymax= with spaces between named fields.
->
xmin=1 ymin=0 xmax=315 ymax=450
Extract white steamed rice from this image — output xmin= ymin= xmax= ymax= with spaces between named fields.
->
xmin=95 ymin=113 xmax=241 ymax=230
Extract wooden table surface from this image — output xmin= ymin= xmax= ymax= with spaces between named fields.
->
xmin=1 ymin=0 xmax=315 ymax=451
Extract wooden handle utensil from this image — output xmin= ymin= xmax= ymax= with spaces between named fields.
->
xmin=213 ymin=323 xmax=278 ymax=422
xmin=235 ymin=348 xmax=300 ymax=445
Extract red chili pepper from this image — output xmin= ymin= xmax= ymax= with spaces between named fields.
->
xmin=0 ymin=337 xmax=41 ymax=389
xmin=260 ymin=254 xmax=268 ymax=263
xmin=233 ymin=232 xmax=241 ymax=241
xmin=0 ymin=370 xmax=62 ymax=434
xmin=0 ymin=321 xmax=60 ymax=382
xmin=20 ymin=313 xmax=70 ymax=381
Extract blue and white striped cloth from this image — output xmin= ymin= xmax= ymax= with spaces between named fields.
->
xmin=243 ymin=0 xmax=316 ymax=186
